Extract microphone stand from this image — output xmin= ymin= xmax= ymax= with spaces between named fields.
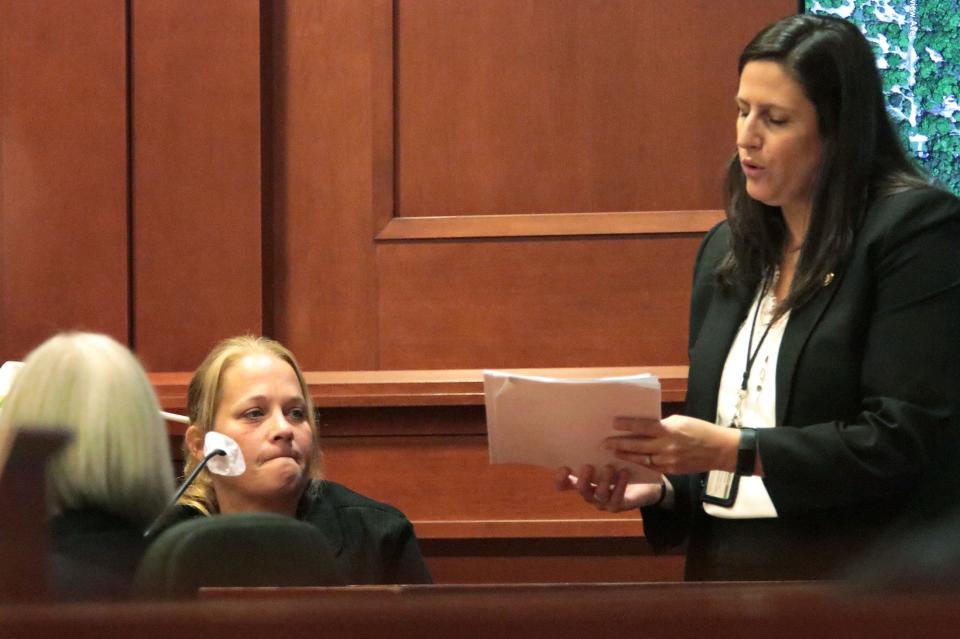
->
xmin=143 ymin=448 xmax=226 ymax=538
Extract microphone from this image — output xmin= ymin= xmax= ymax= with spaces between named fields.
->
xmin=143 ymin=431 xmax=246 ymax=538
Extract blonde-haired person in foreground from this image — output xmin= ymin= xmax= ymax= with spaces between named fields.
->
xmin=163 ymin=335 xmax=430 ymax=584
xmin=0 ymin=332 xmax=175 ymax=600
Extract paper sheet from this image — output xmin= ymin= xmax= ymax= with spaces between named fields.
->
xmin=484 ymin=370 xmax=662 ymax=484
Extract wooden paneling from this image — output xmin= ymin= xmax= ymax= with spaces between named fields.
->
xmin=321 ymin=435 xmax=645 ymax=538
xmin=421 ymin=538 xmax=684 ymax=583
xmin=1 ymin=1 xmax=799 ymax=371
xmin=0 ymin=0 xmax=127 ymax=360
xmin=377 ymin=236 xmax=700 ymax=368
xmin=274 ymin=1 xmax=796 ymax=372
xmin=266 ymin=0 xmax=393 ymax=370
xmin=271 ymin=0 xmax=795 ymax=371
xmin=151 ymin=366 xmax=688 ymax=412
xmin=395 ymin=0 xmax=797 ymax=217
xmin=131 ymin=0 xmax=262 ymax=370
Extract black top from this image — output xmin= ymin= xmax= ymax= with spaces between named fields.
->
xmin=642 ymin=187 xmax=960 ymax=580
xmin=165 ymin=480 xmax=432 ymax=584
xmin=49 ymin=508 xmax=148 ymax=601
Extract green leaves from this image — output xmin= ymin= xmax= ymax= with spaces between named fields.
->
xmin=808 ymin=0 xmax=960 ymax=194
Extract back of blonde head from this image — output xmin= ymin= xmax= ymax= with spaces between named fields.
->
xmin=0 ymin=332 xmax=174 ymax=526
xmin=180 ymin=336 xmax=322 ymax=514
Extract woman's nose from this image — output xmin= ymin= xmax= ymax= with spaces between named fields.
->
xmin=737 ymin=116 xmax=761 ymax=150
xmin=270 ymin=413 xmax=295 ymax=440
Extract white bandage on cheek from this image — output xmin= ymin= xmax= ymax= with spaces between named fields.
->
xmin=204 ymin=431 xmax=246 ymax=476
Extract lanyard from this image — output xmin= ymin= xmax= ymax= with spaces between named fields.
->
xmin=731 ymin=272 xmax=777 ymax=428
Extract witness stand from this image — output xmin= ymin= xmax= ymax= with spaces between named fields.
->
xmin=153 ymin=367 xmax=688 ymax=583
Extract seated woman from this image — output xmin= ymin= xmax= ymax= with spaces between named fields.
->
xmin=170 ymin=335 xmax=431 ymax=584
xmin=0 ymin=332 xmax=176 ymax=600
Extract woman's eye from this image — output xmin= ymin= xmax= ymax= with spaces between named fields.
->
xmin=767 ymin=116 xmax=787 ymax=125
xmin=242 ymin=408 xmax=265 ymax=420
xmin=287 ymin=407 xmax=307 ymax=422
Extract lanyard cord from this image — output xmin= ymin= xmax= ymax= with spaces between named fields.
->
xmin=734 ymin=272 xmax=777 ymax=425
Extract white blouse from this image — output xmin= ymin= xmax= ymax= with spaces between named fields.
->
xmin=703 ymin=278 xmax=788 ymax=519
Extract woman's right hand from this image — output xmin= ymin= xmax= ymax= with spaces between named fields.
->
xmin=554 ymin=464 xmax=666 ymax=512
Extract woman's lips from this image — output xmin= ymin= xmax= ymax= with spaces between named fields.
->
xmin=741 ymin=159 xmax=765 ymax=178
xmin=260 ymin=452 xmax=300 ymax=465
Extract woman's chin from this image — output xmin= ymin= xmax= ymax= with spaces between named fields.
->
xmin=268 ymin=464 xmax=308 ymax=489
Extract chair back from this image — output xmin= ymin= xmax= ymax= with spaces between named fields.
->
xmin=133 ymin=512 xmax=344 ymax=599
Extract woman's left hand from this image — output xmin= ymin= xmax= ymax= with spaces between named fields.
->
xmin=605 ymin=414 xmax=740 ymax=475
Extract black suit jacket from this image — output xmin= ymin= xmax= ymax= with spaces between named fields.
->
xmin=50 ymin=508 xmax=148 ymax=601
xmin=299 ymin=480 xmax=432 ymax=584
xmin=643 ymin=187 xmax=960 ymax=580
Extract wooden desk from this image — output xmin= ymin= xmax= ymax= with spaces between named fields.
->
xmin=152 ymin=367 xmax=689 ymax=583
xmin=3 ymin=582 xmax=960 ymax=638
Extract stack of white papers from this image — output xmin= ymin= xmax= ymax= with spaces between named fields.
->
xmin=484 ymin=370 xmax=662 ymax=484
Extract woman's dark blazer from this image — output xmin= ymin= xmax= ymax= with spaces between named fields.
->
xmin=642 ymin=186 xmax=960 ymax=580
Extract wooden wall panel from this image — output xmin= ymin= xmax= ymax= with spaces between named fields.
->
xmin=273 ymin=0 xmax=796 ymax=372
xmin=266 ymin=0 xmax=392 ymax=370
xmin=131 ymin=1 xmax=262 ymax=371
xmin=423 ymin=548 xmax=685 ymax=584
xmin=395 ymin=0 xmax=798 ymax=217
xmin=377 ymin=235 xmax=700 ymax=368
xmin=0 ymin=1 xmax=801 ymax=370
xmin=0 ymin=0 xmax=127 ymax=361
xmin=322 ymin=435 xmax=647 ymax=536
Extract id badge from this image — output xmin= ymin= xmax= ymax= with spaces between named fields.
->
xmin=702 ymin=470 xmax=740 ymax=507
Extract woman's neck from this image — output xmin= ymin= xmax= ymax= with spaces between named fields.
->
xmin=775 ymin=249 xmax=799 ymax=301
xmin=781 ymin=203 xmax=810 ymax=253
xmin=776 ymin=204 xmax=810 ymax=301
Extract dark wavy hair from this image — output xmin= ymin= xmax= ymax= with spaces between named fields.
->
xmin=718 ymin=14 xmax=927 ymax=310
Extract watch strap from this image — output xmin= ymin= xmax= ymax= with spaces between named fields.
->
xmin=736 ymin=427 xmax=758 ymax=477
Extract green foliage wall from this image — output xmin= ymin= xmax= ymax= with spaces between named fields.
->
xmin=807 ymin=0 xmax=959 ymax=193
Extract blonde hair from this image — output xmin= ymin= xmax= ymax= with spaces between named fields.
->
xmin=180 ymin=336 xmax=322 ymax=514
xmin=0 ymin=332 xmax=175 ymax=526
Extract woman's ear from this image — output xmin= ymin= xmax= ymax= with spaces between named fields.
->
xmin=185 ymin=425 xmax=204 ymax=460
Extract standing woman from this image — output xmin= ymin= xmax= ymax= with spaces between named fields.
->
xmin=558 ymin=14 xmax=960 ymax=580
xmin=172 ymin=335 xmax=431 ymax=584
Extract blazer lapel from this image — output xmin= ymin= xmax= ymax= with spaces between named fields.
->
xmin=775 ymin=270 xmax=845 ymax=426
xmin=687 ymin=281 xmax=755 ymax=422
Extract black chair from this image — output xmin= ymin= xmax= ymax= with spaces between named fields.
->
xmin=133 ymin=512 xmax=345 ymax=599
